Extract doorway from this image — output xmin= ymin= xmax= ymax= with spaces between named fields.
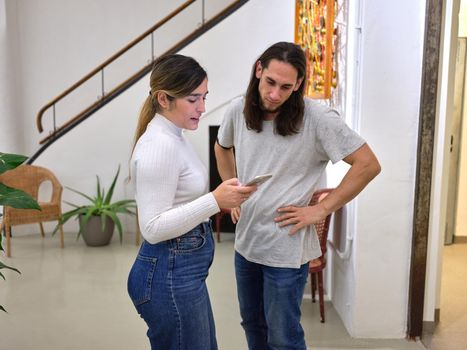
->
xmin=415 ymin=1 xmax=467 ymax=347
xmin=426 ymin=32 xmax=467 ymax=350
xmin=445 ymin=37 xmax=467 ymax=245
xmin=408 ymin=0 xmax=467 ymax=341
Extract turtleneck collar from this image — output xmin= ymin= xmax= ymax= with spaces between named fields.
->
xmin=148 ymin=113 xmax=183 ymax=138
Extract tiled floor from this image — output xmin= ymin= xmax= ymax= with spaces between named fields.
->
xmin=421 ymin=243 xmax=467 ymax=350
xmin=0 ymin=231 xmax=426 ymax=350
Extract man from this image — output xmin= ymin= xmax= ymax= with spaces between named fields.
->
xmin=215 ymin=42 xmax=381 ymax=349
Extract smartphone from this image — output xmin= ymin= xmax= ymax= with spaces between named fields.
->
xmin=244 ymin=174 xmax=273 ymax=186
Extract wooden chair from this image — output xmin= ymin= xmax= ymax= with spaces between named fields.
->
xmin=0 ymin=164 xmax=64 ymax=257
xmin=308 ymin=188 xmax=334 ymax=323
xmin=214 ymin=208 xmax=231 ymax=243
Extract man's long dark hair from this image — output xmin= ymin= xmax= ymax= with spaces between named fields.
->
xmin=244 ymin=42 xmax=307 ymax=136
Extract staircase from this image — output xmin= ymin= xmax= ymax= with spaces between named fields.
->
xmin=28 ymin=0 xmax=248 ymax=164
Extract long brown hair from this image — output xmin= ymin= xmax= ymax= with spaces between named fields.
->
xmin=244 ymin=42 xmax=306 ymax=136
xmin=132 ymin=54 xmax=207 ymax=150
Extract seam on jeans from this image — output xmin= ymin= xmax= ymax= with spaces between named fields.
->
xmin=168 ymin=252 xmax=182 ymax=349
xmin=208 ymin=233 xmax=215 ymax=269
xmin=139 ymin=255 xmax=158 ymax=303
xmin=129 ymin=255 xmax=157 ymax=306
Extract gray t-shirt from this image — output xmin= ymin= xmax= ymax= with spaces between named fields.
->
xmin=217 ymin=96 xmax=365 ymax=268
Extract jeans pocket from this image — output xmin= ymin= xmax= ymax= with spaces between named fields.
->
xmin=127 ymin=254 xmax=157 ymax=306
xmin=175 ymin=231 xmax=206 ymax=253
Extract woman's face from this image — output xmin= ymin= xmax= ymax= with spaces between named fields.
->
xmin=163 ymin=78 xmax=208 ymax=130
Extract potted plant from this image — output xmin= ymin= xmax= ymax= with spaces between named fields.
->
xmin=0 ymin=152 xmax=41 ymax=312
xmin=54 ymin=166 xmax=136 ymax=246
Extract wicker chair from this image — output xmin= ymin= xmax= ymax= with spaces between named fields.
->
xmin=0 ymin=164 xmax=64 ymax=257
xmin=308 ymin=188 xmax=334 ymax=323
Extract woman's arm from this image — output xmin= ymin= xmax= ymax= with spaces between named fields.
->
xmin=135 ymin=139 xmax=220 ymax=244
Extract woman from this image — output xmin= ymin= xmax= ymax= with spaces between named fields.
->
xmin=127 ymin=54 xmax=255 ymax=350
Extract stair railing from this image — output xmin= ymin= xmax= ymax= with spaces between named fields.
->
xmin=30 ymin=0 xmax=248 ymax=163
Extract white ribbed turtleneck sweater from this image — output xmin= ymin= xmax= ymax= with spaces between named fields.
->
xmin=131 ymin=115 xmax=220 ymax=244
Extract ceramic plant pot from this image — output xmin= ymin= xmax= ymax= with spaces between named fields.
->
xmin=80 ymin=215 xmax=115 ymax=247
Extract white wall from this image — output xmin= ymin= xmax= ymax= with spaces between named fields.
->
xmin=459 ymin=0 xmax=467 ymax=37
xmin=15 ymin=0 xmax=188 ymax=153
xmin=345 ymin=0 xmax=424 ymax=337
xmin=2 ymin=0 xmax=428 ymax=339
xmin=456 ymin=60 xmax=467 ymax=237
xmin=0 ymin=0 xmax=23 ymax=153
xmin=455 ymin=0 xmax=467 ymax=237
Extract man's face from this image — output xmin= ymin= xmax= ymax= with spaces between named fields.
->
xmin=255 ymin=59 xmax=303 ymax=116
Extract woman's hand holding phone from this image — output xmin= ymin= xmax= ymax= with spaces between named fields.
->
xmin=212 ymin=178 xmax=257 ymax=209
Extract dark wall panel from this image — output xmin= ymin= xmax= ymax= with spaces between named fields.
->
xmin=209 ymin=125 xmax=235 ymax=233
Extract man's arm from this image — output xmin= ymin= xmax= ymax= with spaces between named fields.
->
xmin=275 ymin=143 xmax=381 ymax=234
xmin=214 ymin=142 xmax=237 ymax=180
xmin=214 ymin=141 xmax=243 ymax=223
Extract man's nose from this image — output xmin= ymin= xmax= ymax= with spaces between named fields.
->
xmin=269 ymin=87 xmax=281 ymax=101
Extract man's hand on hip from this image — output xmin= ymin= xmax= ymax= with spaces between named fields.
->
xmin=275 ymin=204 xmax=328 ymax=235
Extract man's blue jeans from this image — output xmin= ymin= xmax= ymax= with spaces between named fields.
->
xmin=127 ymin=222 xmax=217 ymax=350
xmin=235 ymin=251 xmax=309 ymax=350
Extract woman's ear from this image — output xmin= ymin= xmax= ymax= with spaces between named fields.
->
xmin=156 ymin=91 xmax=170 ymax=109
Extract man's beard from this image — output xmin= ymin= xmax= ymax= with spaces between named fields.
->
xmin=259 ymin=99 xmax=281 ymax=114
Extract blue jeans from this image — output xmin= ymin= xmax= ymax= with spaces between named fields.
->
xmin=235 ymin=252 xmax=309 ymax=350
xmin=127 ymin=222 xmax=217 ymax=350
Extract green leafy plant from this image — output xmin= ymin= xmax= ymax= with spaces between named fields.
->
xmin=54 ymin=166 xmax=136 ymax=243
xmin=0 ymin=154 xmax=41 ymax=211
xmin=0 ymin=152 xmax=41 ymax=312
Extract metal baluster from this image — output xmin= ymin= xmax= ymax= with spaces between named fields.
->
xmin=101 ymin=68 xmax=105 ymax=99
xmin=151 ymin=32 xmax=155 ymax=63
xmin=53 ymin=104 xmax=57 ymax=134
xmin=202 ymin=0 xmax=206 ymax=25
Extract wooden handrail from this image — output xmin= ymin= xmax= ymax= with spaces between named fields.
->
xmin=36 ymin=0 xmax=249 ymax=146
xmin=36 ymin=0 xmax=196 ymax=133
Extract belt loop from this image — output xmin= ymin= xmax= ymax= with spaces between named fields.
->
xmin=202 ymin=220 xmax=210 ymax=234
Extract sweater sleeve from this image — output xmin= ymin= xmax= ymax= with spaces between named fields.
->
xmin=134 ymin=137 xmax=220 ymax=244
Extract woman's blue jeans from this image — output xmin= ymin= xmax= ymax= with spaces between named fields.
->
xmin=235 ymin=252 xmax=309 ymax=350
xmin=127 ymin=222 xmax=217 ymax=350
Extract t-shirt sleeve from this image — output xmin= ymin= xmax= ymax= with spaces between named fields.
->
xmin=217 ymin=99 xmax=237 ymax=148
xmin=315 ymin=109 xmax=366 ymax=164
